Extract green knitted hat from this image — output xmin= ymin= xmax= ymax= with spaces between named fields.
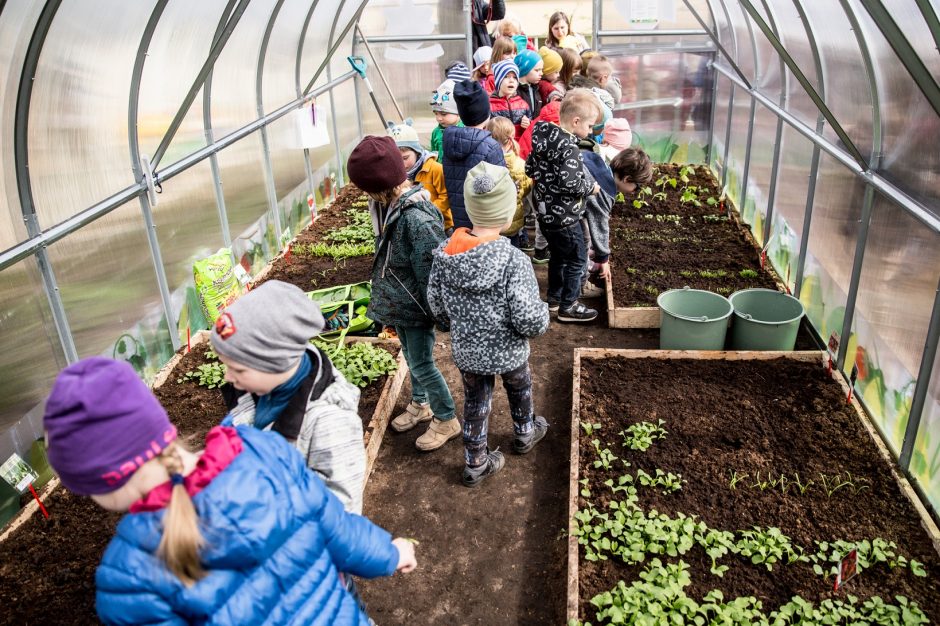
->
xmin=463 ymin=162 xmax=517 ymax=228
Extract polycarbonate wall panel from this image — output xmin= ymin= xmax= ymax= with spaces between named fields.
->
xmin=845 ymin=0 xmax=940 ymax=216
xmin=711 ymin=0 xmax=732 ymax=52
xmin=267 ymin=114 xmax=312 ymax=239
xmin=722 ymin=1 xmax=755 ymax=84
xmin=914 ymin=344 xmax=940 ymax=515
xmin=599 ymin=0 xmax=711 ymax=34
xmin=210 ymin=0 xmax=278 ymax=138
xmin=841 ymin=197 xmax=940 ymax=454
xmin=748 ymin=2 xmax=782 ymax=102
xmin=724 ymin=84 xmax=750 ymax=207
xmin=767 ymin=126 xmax=814 ymax=293
xmin=800 ymin=2 xmax=873 ymax=160
xmin=261 ymin=0 xmax=311 ymax=114
xmin=710 ymin=73 xmax=733 ymax=174
xmin=0 ymin=1 xmax=43 ymax=249
xmin=737 ymin=102 xmax=774 ymax=245
xmin=358 ymin=0 xmax=464 ymax=39
xmin=216 ymin=132 xmax=272 ymax=271
xmin=298 ymin=0 xmax=344 ymax=94
xmin=46 ymin=200 xmax=173 ymax=376
xmin=799 ymin=153 xmax=864 ymax=348
xmin=774 ymin=0 xmax=821 ymax=130
xmin=0 ymin=258 xmax=65 ymax=447
xmin=333 ymin=78 xmax=360 ymax=162
xmin=28 ymin=1 xmax=151 ymax=228
xmin=137 ymin=1 xmax=228 ymax=163
xmin=355 ymin=40 xmax=469 ymax=140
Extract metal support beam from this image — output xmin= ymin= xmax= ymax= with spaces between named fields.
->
xmin=592 ymin=0 xmax=600 ymax=49
xmin=355 ymin=33 xmax=467 ymax=43
xmin=720 ymin=84 xmax=735 ymax=189
xmin=597 ymin=29 xmax=708 ymax=37
xmin=706 ymin=54 xmax=719 ymax=165
xmin=351 ymin=36 xmax=365 ymax=140
xmin=836 ymin=184 xmax=874 ymax=372
xmin=128 ymin=0 xmax=180 ymax=351
xmin=840 ymin=0 xmax=882 ymax=167
xmin=256 ymin=0 xmax=288 ymax=244
xmin=758 ymin=0 xmax=787 ymax=249
xmin=151 ymin=0 xmax=252 ymax=169
xmin=463 ymin=0 xmax=472 ymax=74
xmin=294 ymin=0 xmax=323 ymax=212
xmin=14 ymin=0 xmax=77 ymax=364
xmin=899 ymin=275 xmax=940 ymax=469
xmin=793 ymin=142 xmax=821 ymax=299
xmin=914 ymin=0 xmax=940 ymax=57
xmin=739 ymin=97 xmax=756 ymax=236
xmin=326 ymin=0 xmax=351 ymax=189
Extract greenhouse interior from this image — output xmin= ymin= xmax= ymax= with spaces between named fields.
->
xmin=1 ymin=0 xmax=939 ymax=623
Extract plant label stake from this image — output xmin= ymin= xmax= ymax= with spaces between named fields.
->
xmin=186 ymin=327 xmax=191 ymax=354
xmin=307 ymin=193 xmax=315 ymax=221
xmin=285 ymin=243 xmax=292 ymax=265
xmin=826 ymin=333 xmax=839 ymax=376
xmin=785 ymin=266 xmax=791 ymax=294
xmin=847 ymin=363 xmax=859 ymax=403
xmin=1 ymin=453 xmax=48 ymax=519
xmin=833 ymin=549 xmax=858 ymax=591
xmin=28 ymin=484 xmax=49 ymax=519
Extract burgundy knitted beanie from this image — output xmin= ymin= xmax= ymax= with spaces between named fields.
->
xmin=346 ymin=135 xmax=407 ymax=193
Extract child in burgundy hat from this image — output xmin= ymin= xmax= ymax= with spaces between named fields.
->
xmin=347 ymin=135 xmax=458 ymax=453
xmin=43 ymin=357 xmax=416 ymax=625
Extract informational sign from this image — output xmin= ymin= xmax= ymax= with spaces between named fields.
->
xmin=614 ymin=0 xmax=676 ymax=27
xmin=0 ymin=453 xmax=38 ymax=493
xmin=383 ymin=0 xmax=443 ymax=63
xmin=294 ymin=102 xmax=330 ymax=149
xmin=833 ymin=548 xmax=858 ymax=591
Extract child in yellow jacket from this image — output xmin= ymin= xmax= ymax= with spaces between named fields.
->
xmin=388 ymin=121 xmax=453 ymax=231
xmin=487 ymin=117 xmax=532 ymax=248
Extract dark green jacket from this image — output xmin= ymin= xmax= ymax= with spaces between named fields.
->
xmin=368 ymin=186 xmax=446 ymax=327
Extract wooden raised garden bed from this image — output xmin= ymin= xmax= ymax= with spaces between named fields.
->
xmin=568 ymin=348 xmax=940 ymax=624
xmin=605 ymin=164 xmax=782 ymax=329
xmin=0 ymin=330 xmax=406 ymax=624
xmin=252 ymin=183 xmax=375 ymax=292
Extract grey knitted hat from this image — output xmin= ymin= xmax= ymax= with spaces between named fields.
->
xmin=463 ymin=162 xmax=517 ymax=228
xmin=210 ymin=280 xmax=324 ymax=373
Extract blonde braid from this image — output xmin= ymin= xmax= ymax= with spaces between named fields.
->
xmin=156 ymin=441 xmax=205 ymax=586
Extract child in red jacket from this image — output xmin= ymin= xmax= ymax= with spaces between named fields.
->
xmin=489 ymin=60 xmax=530 ymax=139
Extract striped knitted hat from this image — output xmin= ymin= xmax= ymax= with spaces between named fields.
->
xmin=445 ymin=61 xmax=472 ymax=82
xmin=492 ymin=60 xmax=520 ymax=93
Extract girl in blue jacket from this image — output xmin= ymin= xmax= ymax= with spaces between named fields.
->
xmin=43 ymin=357 xmax=416 ymax=625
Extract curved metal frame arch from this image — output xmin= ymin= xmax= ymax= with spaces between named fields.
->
xmin=257 ymin=0 xmax=290 ymax=244
xmin=295 ymin=0 xmax=323 ymax=204
xmin=326 ymin=0 xmax=352 ymax=189
xmin=128 ymin=0 xmax=180 ymax=352
xmin=13 ymin=0 xmax=77 ymax=364
xmin=734 ymin=1 xmax=760 ymax=232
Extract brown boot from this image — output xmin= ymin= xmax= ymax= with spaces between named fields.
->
xmin=415 ymin=417 xmax=461 ymax=451
xmin=391 ymin=401 xmax=433 ymax=432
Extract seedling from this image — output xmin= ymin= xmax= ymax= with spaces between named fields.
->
xmin=652 ymin=191 xmax=667 ymax=202
xmin=579 ymin=477 xmax=591 ymax=498
xmin=178 ymin=349 xmax=226 ymax=389
xmin=620 ymin=419 xmax=668 ymax=451
xmin=728 ymin=471 xmax=748 ymax=490
xmin=591 ymin=439 xmax=618 ymax=470
xmin=678 ymin=165 xmax=695 ymax=183
xmin=706 ymin=196 xmax=719 ymax=207
xmin=635 ymin=468 xmax=683 ymax=493
xmin=632 ymin=198 xmax=648 ymax=210
xmin=792 ymin=472 xmax=814 ymax=494
xmin=739 ymin=268 xmax=759 ymax=278
xmin=750 ymin=471 xmax=771 ymax=491
xmin=312 ymin=340 xmax=397 ymax=387
xmin=818 ymin=472 xmax=853 ymax=498
xmin=701 ymin=213 xmax=727 ymax=223
xmin=581 ymin=422 xmax=602 ymax=436
xmin=698 ymin=269 xmax=728 ymax=279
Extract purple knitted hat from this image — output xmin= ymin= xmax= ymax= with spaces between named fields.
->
xmin=44 ymin=358 xmax=177 ymax=496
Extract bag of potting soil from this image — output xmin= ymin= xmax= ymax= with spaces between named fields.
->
xmin=194 ymin=249 xmax=244 ymax=323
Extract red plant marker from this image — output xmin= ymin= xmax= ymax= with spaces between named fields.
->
xmin=785 ymin=266 xmax=791 ymax=294
xmin=719 ymin=199 xmax=725 ymax=214
xmin=760 ymin=249 xmax=767 ymax=269
xmin=285 ymin=243 xmax=292 ymax=265
xmin=29 ymin=484 xmax=49 ymax=519
xmin=847 ymin=363 xmax=859 ymax=404
xmin=827 ymin=354 xmax=833 ymax=376
xmin=186 ymin=327 xmax=191 ymax=353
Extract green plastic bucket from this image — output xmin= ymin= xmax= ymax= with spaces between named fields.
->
xmin=729 ymin=288 xmax=805 ymax=350
xmin=657 ymin=287 xmax=733 ymax=350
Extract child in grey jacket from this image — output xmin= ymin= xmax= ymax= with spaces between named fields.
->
xmin=427 ymin=162 xmax=550 ymax=487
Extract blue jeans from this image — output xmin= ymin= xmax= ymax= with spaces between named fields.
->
xmin=396 ymin=324 xmax=456 ymax=420
xmin=542 ymin=221 xmax=587 ymax=309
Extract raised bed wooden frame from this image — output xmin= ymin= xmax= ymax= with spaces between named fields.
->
xmin=0 ymin=330 xmax=407 ymax=543
xmin=566 ymin=348 xmax=940 ymax=622
xmin=605 ymin=200 xmax=788 ymax=329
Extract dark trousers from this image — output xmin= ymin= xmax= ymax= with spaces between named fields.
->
xmin=460 ymin=363 xmax=534 ymax=467
xmin=542 ymin=220 xmax=587 ymax=308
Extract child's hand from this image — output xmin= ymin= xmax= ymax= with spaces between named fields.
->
xmin=520 ymin=116 xmax=530 ymax=129
xmin=596 ymin=261 xmax=611 ymax=281
xmin=592 ymin=183 xmax=601 ymax=195
xmin=392 ymin=537 xmax=418 ymax=573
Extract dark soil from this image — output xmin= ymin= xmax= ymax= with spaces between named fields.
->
xmin=259 ymin=183 xmax=374 ymax=292
xmin=0 ymin=337 xmax=398 ymax=625
xmin=609 ymin=164 xmax=778 ymax=306
xmin=577 ymin=356 xmax=940 ymax=621
xmin=357 ymin=266 xmax=661 ymax=625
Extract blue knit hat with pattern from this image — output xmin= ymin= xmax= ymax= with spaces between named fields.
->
xmin=492 ymin=60 xmax=520 ymax=93
xmin=514 ymin=50 xmax=541 ymax=78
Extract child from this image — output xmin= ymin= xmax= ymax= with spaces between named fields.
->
xmin=427 ymin=162 xmax=550 ymax=486
xmin=579 ymin=50 xmax=599 ymax=76
xmin=545 ymin=11 xmax=589 ymax=52
xmin=389 ymin=120 xmax=453 ymax=231
xmin=442 ymin=79 xmax=506 ymax=229
xmin=537 ymin=46 xmax=564 ymax=103
xmin=487 ymin=116 xmax=532 ymax=247
xmin=489 ymin=60 xmax=530 ymax=138
xmin=514 ymin=49 xmax=544 ymax=118
xmin=587 ymin=54 xmax=623 ymax=104
xmin=483 ymin=37 xmax=517 ymax=93
xmin=525 ymin=88 xmax=601 ymax=323
xmin=599 ymin=117 xmax=633 ymax=163
xmin=430 ymin=79 xmax=463 ymax=161
xmin=347 ymin=136 xmax=459 ymax=452
xmin=611 ymin=147 xmax=653 ymax=199
xmin=43 ymin=358 xmax=416 ymax=625
xmin=212 ymin=280 xmax=366 ymax=514
xmin=558 ymin=48 xmax=582 ymax=92
xmin=492 ymin=14 xmax=536 ymax=52
xmin=471 ymin=45 xmax=493 ymax=86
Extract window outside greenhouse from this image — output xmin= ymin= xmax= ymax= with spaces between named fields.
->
xmin=0 ymin=0 xmax=938 ymax=623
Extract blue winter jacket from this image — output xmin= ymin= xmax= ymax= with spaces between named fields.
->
xmin=441 ymin=126 xmax=506 ymax=229
xmin=95 ymin=427 xmax=399 ymax=625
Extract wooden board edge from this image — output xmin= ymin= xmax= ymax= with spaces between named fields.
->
xmin=151 ymin=330 xmax=210 ymax=390
xmin=828 ymin=373 xmax=940 ymax=556
xmin=605 ymin=265 xmax=661 ymax=329
xmin=567 ymin=348 xmax=584 ymax=622
xmin=364 ymin=348 xmax=409 ymax=481
xmin=0 ymin=477 xmax=60 ymax=544
xmin=577 ymin=349 xmax=824 ymax=362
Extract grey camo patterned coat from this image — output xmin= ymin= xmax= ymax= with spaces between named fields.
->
xmin=427 ymin=237 xmax=549 ymax=375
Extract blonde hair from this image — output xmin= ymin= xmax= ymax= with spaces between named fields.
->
xmin=560 ymin=88 xmax=601 ymax=125
xmin=156 ymin=441 xmax=205 ymax=586
xmin=580 ymin=50 xmax=599 ymax=76
xmin=490 ymin=37 xmax=517 ymax=65
xmin=495 ymin=15 xmax=522 ymax=37
xmin=367 ymin=180 xmax=412 ymax=206
xmin=487 ymin=117 xmax=518 ymax=154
